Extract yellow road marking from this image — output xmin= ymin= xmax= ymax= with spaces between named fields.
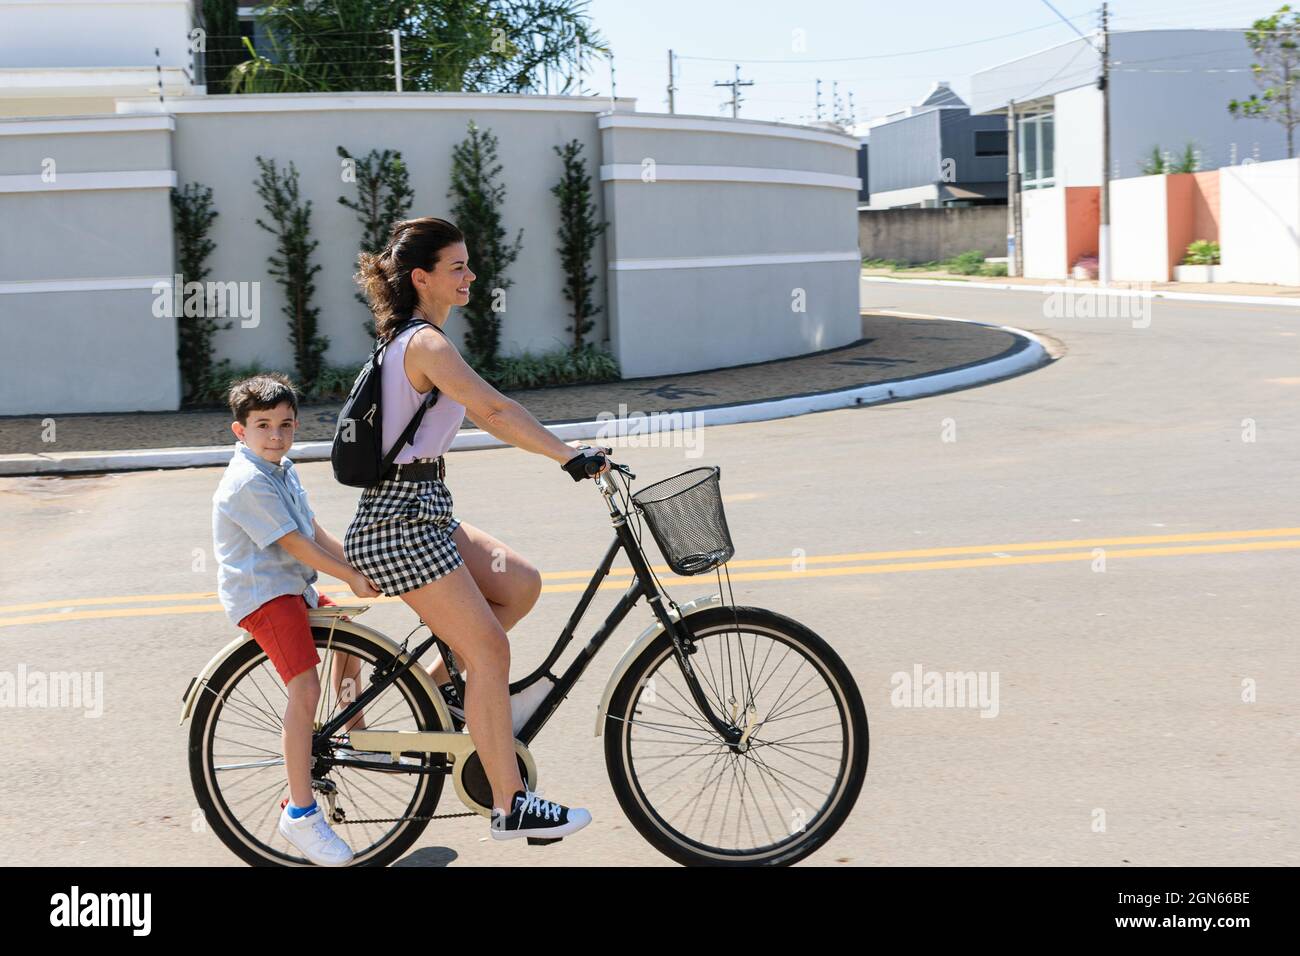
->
xmin=2 ymin=535 xmax=1298 ymax=629
xmin=6 ymin=525 xmax=1295 ymax=615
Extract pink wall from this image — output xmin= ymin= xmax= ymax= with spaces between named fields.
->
xmin=1166 ymin=174 xmax=1196 ymax=276
xmin=1065 ymin=186 xmax=1099 ymax=271
xmin=1191 ymin=170 xmax=1220 ymax=242
xmin=1166 ymin=171 xmax=1220 ymax=273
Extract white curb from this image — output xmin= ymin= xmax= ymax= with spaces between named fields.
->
xmin=861 ymin=274 xmax=1300 ymax=307
xmin=0 ymin=320 xmax=1051 ymax=477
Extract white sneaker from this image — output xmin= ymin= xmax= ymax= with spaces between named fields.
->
xmin=333 ymin=742 xmax=394 ymax=765
xmin=459 ymin=677 xmax=556 ymax=737
xmin=509 ymin=677 xmax=555 ymax=736
xmin=277 ymin=803 xmax=355 ymax=866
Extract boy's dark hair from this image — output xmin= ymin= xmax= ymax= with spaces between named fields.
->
xmin=228 ymin=372 xmax=300 ymax=425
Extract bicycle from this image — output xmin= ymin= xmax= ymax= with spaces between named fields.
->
xmin=182 ymin=457 xmax=869 ymax=866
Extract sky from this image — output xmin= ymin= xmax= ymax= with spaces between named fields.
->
xmin=571 ymin=0 xmax=1283 ymax=125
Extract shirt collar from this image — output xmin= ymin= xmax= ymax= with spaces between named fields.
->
xmin=234 ymin=441 xmax=292 ymax=478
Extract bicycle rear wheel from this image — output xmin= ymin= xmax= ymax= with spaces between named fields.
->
xmin=603 ymin=606 xmax=868 ymax=866
xmin=188 ymin=627 xmax=447 ymax=867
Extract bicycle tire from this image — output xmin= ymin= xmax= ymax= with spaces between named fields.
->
xmin=603 ymin=606 xmax=868 ymax=866
xmin=188 ymin=626 xmax=446 ymax=867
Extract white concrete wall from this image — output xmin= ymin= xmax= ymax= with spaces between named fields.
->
xmin=1021 ymin=186 xmax=1066 ymax=279
xmin=1219 ymin=157 xmax=1300 ymax=285
xmin=0 ymin=97 xmax=864 ymax=412
xmin=0 ymin=114 xmax=181 ymax=414
xmin=1053 ymin=84 xmax=1103 ymax=187
xmin=1109 ymin=174 xmax=1169 ymax=281
xmin=0 ymin=1 xmax=196 ymax=69
xmin=599 ymin=112 xmax=864 ymax=377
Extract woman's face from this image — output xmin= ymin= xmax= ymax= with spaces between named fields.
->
xmin=414 ymin=241 xmax=475 ymax=311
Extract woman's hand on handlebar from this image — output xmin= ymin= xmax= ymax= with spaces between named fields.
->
xmin=561 ymin=442 xmax=612 ymax=481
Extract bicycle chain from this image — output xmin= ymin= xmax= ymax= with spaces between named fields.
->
xmin=341 ymin=811 xmax=479 ymax=824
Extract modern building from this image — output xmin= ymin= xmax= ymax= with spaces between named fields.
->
xmin=970 ymin=29 xmax=1289 ymax=278
xmin=861 ymin=82 xmax=1008 ymax=210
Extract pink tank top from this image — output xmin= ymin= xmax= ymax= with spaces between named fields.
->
xmin=380 ymin=321 xmax=466 ymax=464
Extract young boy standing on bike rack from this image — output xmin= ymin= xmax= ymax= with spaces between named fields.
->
xmin=211 ymin=373 xmax=383 ymax=866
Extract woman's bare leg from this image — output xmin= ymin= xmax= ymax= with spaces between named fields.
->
xmin=399 ymin=563 xmax=524 ymax=809
xmin=425 ymin=521 xmax=543 ymax=687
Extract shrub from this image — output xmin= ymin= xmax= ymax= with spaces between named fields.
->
xmin=551 ymin=139 xmax=607 ymax=352
xmin=253 ymin=156 xmax=328 ymax=391
xmin=1183 ymin=239 xmax=1221 ymax=265
xmin=194 ymin=344 xmax=621 ymax=407
xmin=947 ymin=250 xmax=987 ymax=275
xmin=170 ymin=181 xmax=229 ymax=406
xmin=337 ymin=145 xmax=414 ymax=340
xmin=195 ymin=361 xmax=362 ymax=406
xmin=474 ymin=342 xmax=620 ymax=391
xmin=448 ymin=120 xmax=524 ymax=369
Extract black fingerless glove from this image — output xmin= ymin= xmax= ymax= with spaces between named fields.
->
xmin=562 ymin=445 xmax=608 ymax=481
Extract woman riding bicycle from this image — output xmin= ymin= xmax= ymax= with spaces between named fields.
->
xmin=344 ymin=216 xmax=609 ymax=841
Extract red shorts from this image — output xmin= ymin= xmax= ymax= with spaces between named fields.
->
xmin=238 ymin=592 xmax=337 ymax=684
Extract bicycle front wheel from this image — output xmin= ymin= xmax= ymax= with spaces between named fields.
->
xmin=603 ymin=606 xmax=868 ymax=866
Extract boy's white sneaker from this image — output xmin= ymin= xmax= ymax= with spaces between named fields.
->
xmin=278 ymin=803 xmax=355 ymax=866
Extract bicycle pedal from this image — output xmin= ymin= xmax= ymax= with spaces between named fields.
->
xmin=526 ymin=837 xmax=562 ymax=846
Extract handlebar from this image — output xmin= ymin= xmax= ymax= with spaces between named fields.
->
xmin=591 ymin=455 xmax=634 ymax=498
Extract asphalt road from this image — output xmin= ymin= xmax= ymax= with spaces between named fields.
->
xmin=1 ymin=282 xmax=1297 ymax=866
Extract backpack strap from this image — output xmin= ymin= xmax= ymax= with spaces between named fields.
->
xmin=376 ymin=317 xmax=448 ymax=473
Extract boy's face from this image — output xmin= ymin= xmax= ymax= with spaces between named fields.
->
xmin=231 ymin=400 xmax=298 ymax=464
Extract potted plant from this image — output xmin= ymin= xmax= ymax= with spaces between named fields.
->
xmin=1173 ymin=239 xmax=1221 ymax=283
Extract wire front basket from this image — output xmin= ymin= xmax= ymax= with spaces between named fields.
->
xmin=631 ymin=466 xmax=735 ymax=576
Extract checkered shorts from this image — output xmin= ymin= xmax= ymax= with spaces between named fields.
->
xmin=343 ymin=477 xmax=464 ymax=596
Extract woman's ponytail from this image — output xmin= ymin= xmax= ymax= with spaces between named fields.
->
xmin=354 ymin=217 xmax=465 ymax=340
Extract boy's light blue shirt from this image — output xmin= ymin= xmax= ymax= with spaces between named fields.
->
xmin=212 ymin=441 xmax=321 ymax=628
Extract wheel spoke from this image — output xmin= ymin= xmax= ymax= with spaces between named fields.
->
xmin=618 ymin=620 xmax=861 ymax=859
xmin=197 ymin=637 xmax=441 ymax=866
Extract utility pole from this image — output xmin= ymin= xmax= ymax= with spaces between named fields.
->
xmin=666 ymin=49 xmax=676 ymax=113
xmin=1099 ymin=1 xmax=1111 ymax=286
xmin=713 ymin=64 xmax=752 ymax=118
xmin=1008 ymin=98 xmax=1022 ymax=276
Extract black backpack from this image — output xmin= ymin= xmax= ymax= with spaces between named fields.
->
xmin=331 ymin=317 xmax=447 ymax=488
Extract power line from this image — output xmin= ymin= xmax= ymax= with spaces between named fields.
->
xmin=1039 ymin=0 xmax=1093 ymax=41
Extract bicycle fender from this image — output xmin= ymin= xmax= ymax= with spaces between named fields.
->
xmin=593 ymin=593 xmax=721 ymax=737
xmin=178 ymin=611 xmax=452 ymax=731
xmin=179 ymin=632 xmax=252 ymax=725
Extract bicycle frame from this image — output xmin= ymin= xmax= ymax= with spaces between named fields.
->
xmin=317 ymin=467 xmax=744 ymax=767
